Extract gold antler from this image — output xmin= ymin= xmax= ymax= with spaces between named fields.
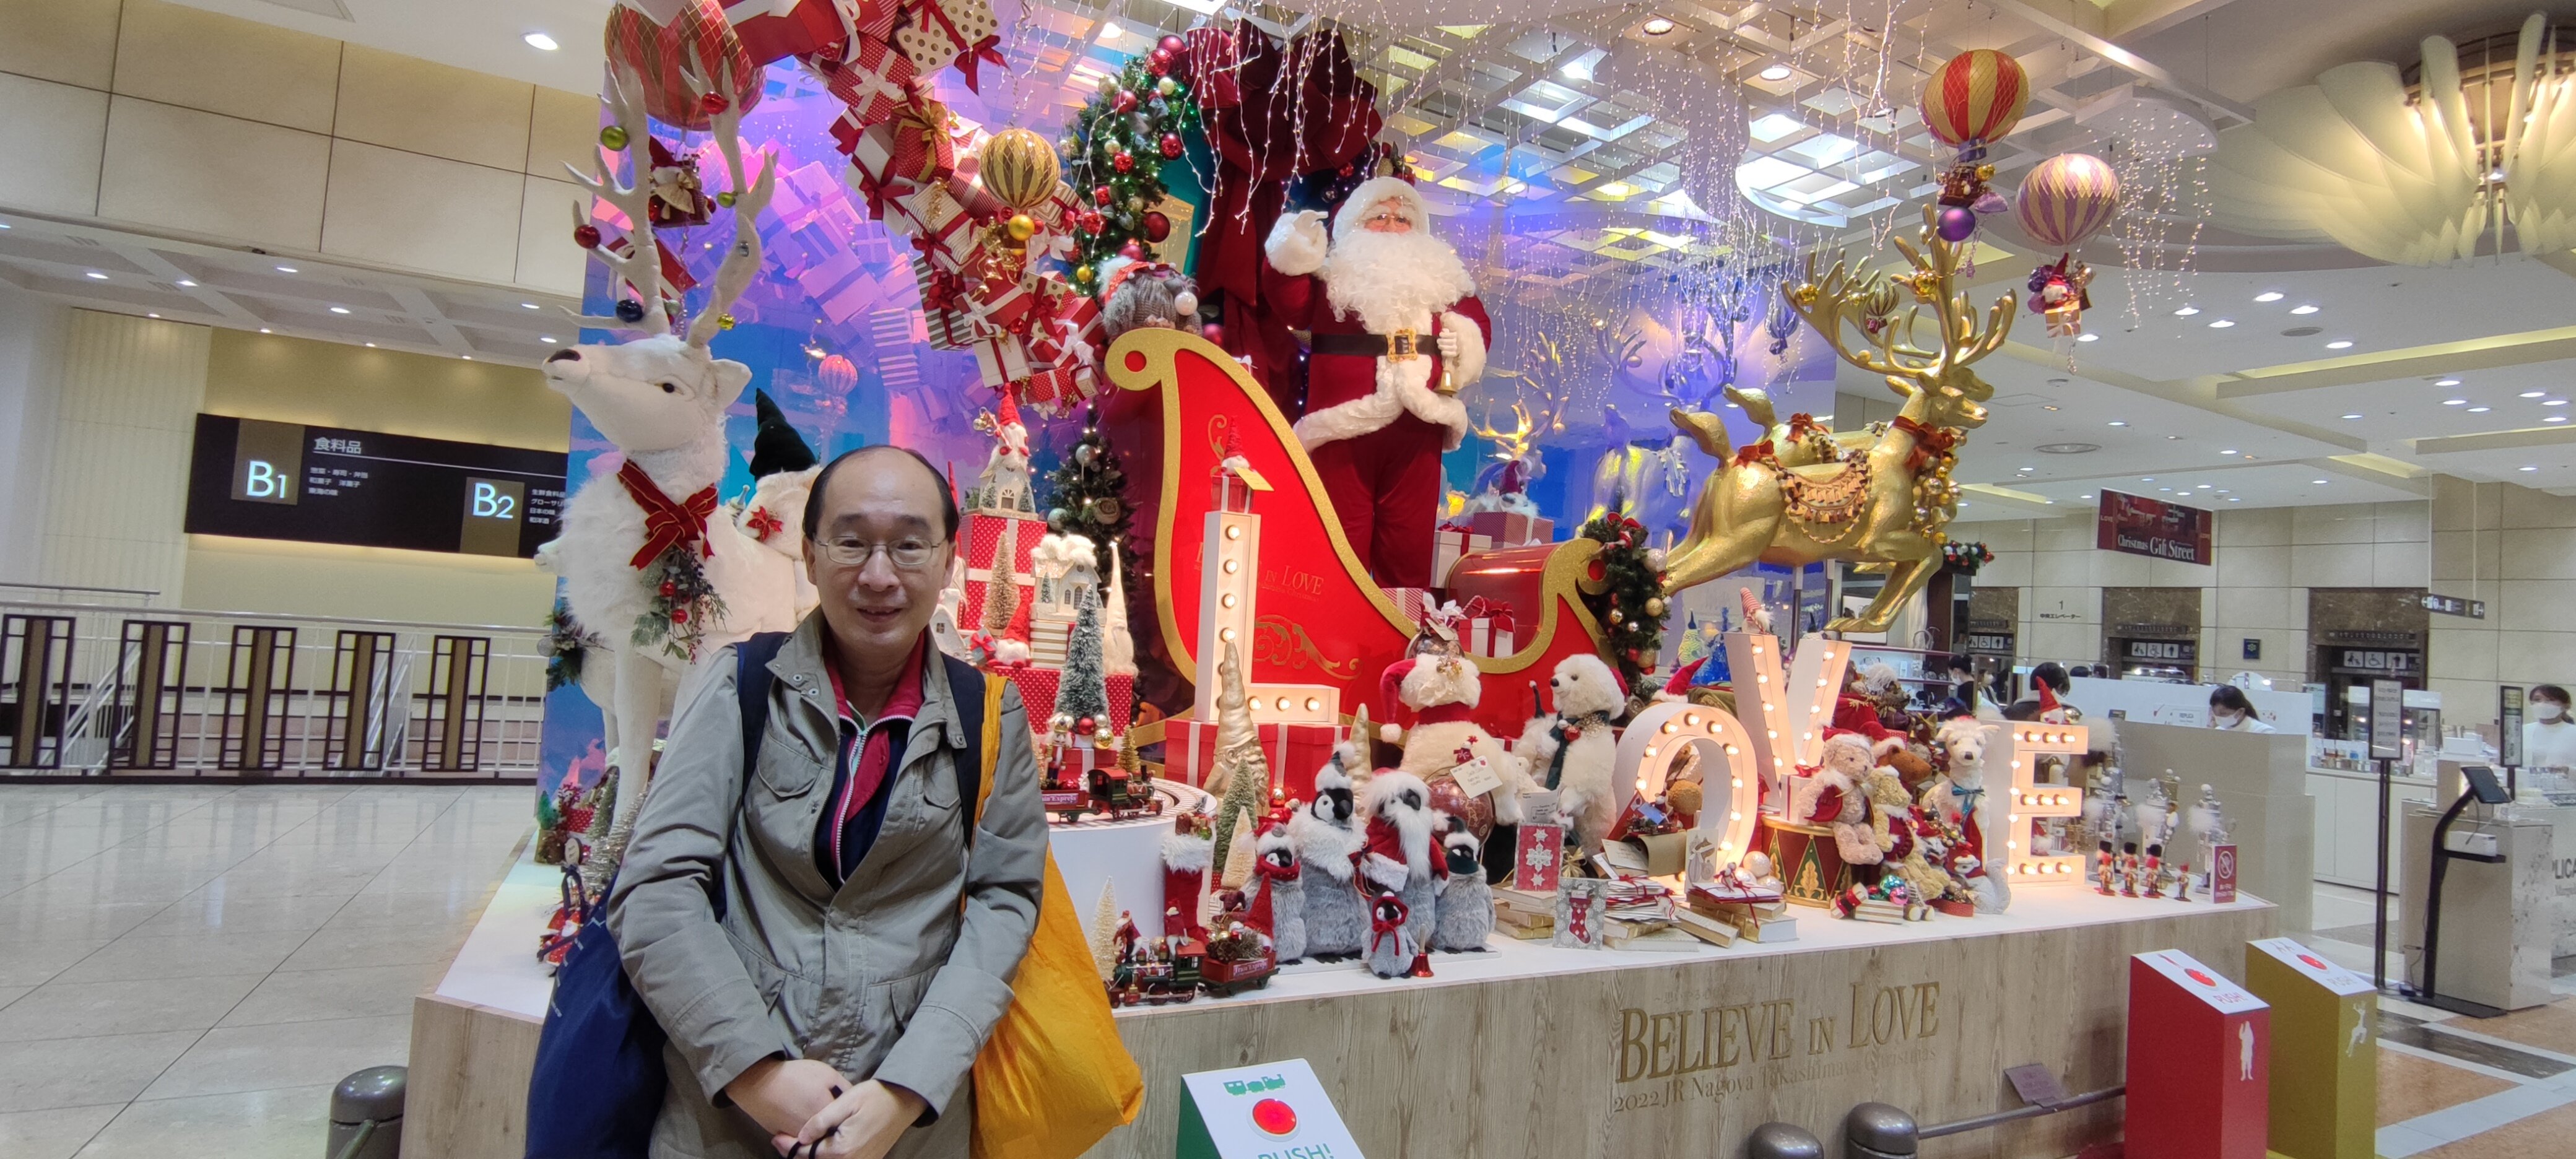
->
xmin=567 ymin=67 xmax=666 ymax=333
xmin=1470 ymin=399 xmax=1538 ymax=456
xmin=685 ymin=61 xmax=779 ymax=349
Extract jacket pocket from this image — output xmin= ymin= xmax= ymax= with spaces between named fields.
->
xmin=754 ymin=741 xmax=823 ymax=799
xmin=875 ymin=965 xmax=940 ymax=1038
xmin=917 ymin=750 xmax=962 ymax=811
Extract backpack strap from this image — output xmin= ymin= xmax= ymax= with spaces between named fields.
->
xmin=718 ymin=632 xmax=791 ymax=922
xmin=940 ymin=654 xmax=994 ymax=831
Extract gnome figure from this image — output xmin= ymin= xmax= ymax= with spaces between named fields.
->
xmin=1432 ymin=822 xmax=1495 ymax=952
xmin=1364 ymin=891 xmax=1419 ymax=979
xmin=1252 ymin=824 xmax=1305 ymax=963
xmin=1357 ymin=769 xmax=1445 ymax=952
xmin=1290 ymin=748 xmax=1368 ymax=958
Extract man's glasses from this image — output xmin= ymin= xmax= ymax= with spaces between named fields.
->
xmin=817 ymin=537 xmax=947 ymax=571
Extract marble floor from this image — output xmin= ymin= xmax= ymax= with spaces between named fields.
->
xmin=0 ymin=783 xmax=527 ymax=1158
xmin=1 ymin=783 xmax=2573 ymax=1157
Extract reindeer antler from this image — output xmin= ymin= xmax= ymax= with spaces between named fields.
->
xmin=1470 ymin=399 xmax=1538 ymax=456
xmin=568 ymin=67 xmax=666 ymax=333
xmin=1887 ymin=204 xmax=2014 ymax=373
xmin=685 ymin=61 xmax=778 ymax=349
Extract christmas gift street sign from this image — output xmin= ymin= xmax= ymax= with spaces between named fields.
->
xmin=1177 ymin=1058 xmax=1362 ymax=1159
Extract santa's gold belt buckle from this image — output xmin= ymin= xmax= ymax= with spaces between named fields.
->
xmin=1389 ymin=328 xmax=1420 ymax=360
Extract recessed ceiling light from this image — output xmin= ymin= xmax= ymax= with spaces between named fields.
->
xmin=2076 ymin=333 xmax=2100 ymax=342
xmin=2254 ymin=292 xmax=2284 ymax=302
xmin=2522 ymin=390 xmax=2547 ymax=398
xmin=2312 ymin=479 xmax=2329 ymax=485
xmin=461 ymin=355 xmax=472 ymax=360
xmin=275 ymin=264 xmax=298 ymax=274
xmin=521 ymin=302 xmax=539 ymax=310
xmin=2443 ymin=399 xmax=2468 ymax=406
xmin=2291 ymin=305 xmax=2319 ymax=315
xmin=0 ymin=222 xmax=11 ymax=229
xmin=2043 ymin=405 xmax=2060 ymax=411
xmin=2079 ymin=493 xmax=2094 ymax=499
xmin=2434 ymin=378 xmax=2461 ymax=386
xmin=2549 ymin=416 xmax=2569 ymax=423
xmin=2229 ymin=497 xmax=2242 ymax=501
xmin=2343 ymin=413 xmax=2363 ymax=419
xmin=84 ymin=271 xmax=108 ymax=280
xmin=2167 ymin=435 xmax=2182 ymax=440
xmin=329 ymin=306 xmax=350 ymax=315
xmin=2018 ymin=466 xmax=2035 ymax=471
xmin=2107 ymin=420 xmax=2128 ymax=427
xmin=2216 ymin=489 xmax=2230 ymax=493
xmin=1759 ymin=64 xmax=1794 ymax=80
xmin=2141 ymin=477 xmax=2156 ymax=482
xmin=523 ymin=31 xmax=559 ymax=51
xmin=2196 ymin=484 xmax=2212 ymax=488
xmin=2208 ymin=319 xmax=2235 ymax=328
xmin=2469 ymin=406 xmax=2492 ymax=412
xmin=258 ymin=328 xmax=271 ymax=333
xmin=2159 ymin=487 xmax=2174 ymax=492
xmin=364 ymin=342 xmax=376 ymax=348
xmin=2326 ymin=340 xmax=2354 ymax=349
xmin=146 ymin=313 xmax=159 ymax=319
xmin=175 ymin=279 xmax=196 ymax=288
xmin=2173 ymin=306 xmax=2201 ymax=316
xmin=2548 ymin=399 xmax=2570 ymax=407
xmin=2522 ymin=466 xmax=2541 ymax=472
xmin=540 ymin=335 xmax=557 ymax=343
xmin=1642 ymin=17 xmax=1675 ymax=35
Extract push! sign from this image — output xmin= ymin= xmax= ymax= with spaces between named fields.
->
xmin=1177 ymin=1059 xmax=1364 ymax=1159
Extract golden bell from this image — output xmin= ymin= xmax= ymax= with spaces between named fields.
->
xmin=979 ymin=128 xmax=1061 ymax=212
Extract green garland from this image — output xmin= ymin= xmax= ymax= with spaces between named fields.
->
xmin=1578 ymin=510 xmax=1671 ymax=709
xmin=1058 ymin=50 xmax=1203 ymax=290
xmin=1942 ymin=540 xmax=1993 ymax=575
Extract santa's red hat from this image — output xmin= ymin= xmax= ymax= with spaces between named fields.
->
xmin=2038 ymin=682 xmax=2064 ymax=718
xmin=994 ymin=382 xmax=1024 ymax=432
xmin=1333 ymin=175 xmax=1429 ymax=238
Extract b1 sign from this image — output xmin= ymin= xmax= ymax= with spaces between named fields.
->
xmin=1178 ymin=1058 xmax=1364 ymax=1159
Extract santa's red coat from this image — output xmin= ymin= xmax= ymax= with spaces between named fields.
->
xmin=1260 ymin=266 xmax=1489 ymax=451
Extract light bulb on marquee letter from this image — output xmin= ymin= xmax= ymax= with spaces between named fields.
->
xmin=1723 ymin=631 xmax=1846 ymax=790
xmin=1612 ymin=700 xmax=1764 ymax=862
xmin=1986 ymin=723 xmax=2089 ymax=883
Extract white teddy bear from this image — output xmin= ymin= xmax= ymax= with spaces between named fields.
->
xmin=1516 ymin=654 xmax=1627 ymax=854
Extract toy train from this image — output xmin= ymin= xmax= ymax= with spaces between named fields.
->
xmin=1042 ymin=755 xmax=1165 ymax=823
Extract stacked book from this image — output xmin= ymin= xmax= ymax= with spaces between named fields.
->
xmin=1687 ymin=883 xmax=1798 ymax=943
xmin=1492 ymin=888 xmax=1554 ymax=939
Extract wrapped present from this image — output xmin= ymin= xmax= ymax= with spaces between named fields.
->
xmin=724 ymin=0 xmax=849 ymax=64
xmin=885 ymin=182 xmax=981 ymax=267
xmin=848 ymin=97 xmax=959 ymax=204
xmin=1461 ymin=613 xmax=1516 ymax=658
xmin=958 ymin=510 xmax=1045 ymax=623
xmin=910 ymin=256 xmax=981 ymax=347
xmin=1432 ymin=529 xmax=1491 ymax=586
xmin=969 ymin=334 xmax=1032 ymax=390
xmin=893 ymin=0 xmax=1003 ymax=89
xmin=1458 ymin=510 xmax=1554 ymax=545
xmin=1009 ymin=667 xmax=1135 ymax=734
xmin=1382 ymin=586 xmax=1440 ymax=625
xmin=851 ymin=0 xmax=899 ymax=39
xmin=804 ymin=34 xmax=915 ymax=124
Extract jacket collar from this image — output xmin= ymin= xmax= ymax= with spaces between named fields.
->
xmin=770 ymin=612 xmax=965 ymax=751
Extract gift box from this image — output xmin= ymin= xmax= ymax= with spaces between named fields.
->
xmin=1461 ymin=613 xmax=1516 ymax=659
xmin=893 ymin=0 xmax=1001 ymax=85
xmin=1459 ymin=510 xmax=1554 ymax=545
xmin=969 ymin=334 xmax=1032 ymax=390
xmin=725 ymin=0 xmax=849 ymax=64
xmin=804 ymin=33 xmax=915 ymax=124
xmin=959 ymin=511 xmax=1045 ymax=622
xmin=1382 ymin=586 xmax=1440 ymax=625
xmin=848 ymin=98 xmax=959 ymax=205
xmin=1432 ymin=529 xmax=1490 ymax=586
xmin=1159 ymin=719 xmax=1347 ymax=800
xmin=1005 ymin=666 xmax=1134 ymax=734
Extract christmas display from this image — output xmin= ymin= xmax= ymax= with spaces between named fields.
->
xmin=1058 ymin=38 xmax=1205 ymax=283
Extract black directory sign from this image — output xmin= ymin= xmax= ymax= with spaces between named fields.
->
xmin=185 ymin=414 xmax=565 ymax=558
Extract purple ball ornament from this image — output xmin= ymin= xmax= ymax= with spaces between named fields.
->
xmin=1936 ymin=206 xmax=1978 ymax=243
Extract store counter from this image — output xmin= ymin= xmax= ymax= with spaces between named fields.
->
xmin=407 ymin=841 xmax=2276 ymax=1158
xmin=2305 ymin=765 xmax=2437 ymax=890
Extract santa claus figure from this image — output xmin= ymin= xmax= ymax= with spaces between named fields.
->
xmin=1263 ymin=175 xmax=1490 ymax=586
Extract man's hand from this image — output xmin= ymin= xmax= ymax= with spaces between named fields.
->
xmin=781 ymin=1080 xmax=926 ymax=1159
xmin=723 ymin=1057 xmax=845 ymax=1140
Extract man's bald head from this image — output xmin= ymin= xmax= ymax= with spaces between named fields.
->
xmin=801 ymin=445 xmax=959 ymax=544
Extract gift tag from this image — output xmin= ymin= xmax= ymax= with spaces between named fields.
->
xmin=1519 ymin=789 xmax=1560 ymax=825
xmin=1451 ymin=753 xmax=1503 ymax=798
xmin=1513 ymin=824 xmax=1563 ymax=892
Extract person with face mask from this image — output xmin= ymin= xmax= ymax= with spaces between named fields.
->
xmin=2523 ymin=685 xmax=2576 ymax=770
xmin=2208 ymin=685 xmax=2275 ymax=733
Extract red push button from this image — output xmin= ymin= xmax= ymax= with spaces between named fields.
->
xmin=1250 ymin=1097 xmax=1297 ymax=1137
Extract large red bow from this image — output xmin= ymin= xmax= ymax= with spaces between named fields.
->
xmin=1891 ymin=415 xmax=1960 ymax=472
xmin=617 ymin=461 xmax=719 ymax=570
xmin=1367 ymin=894 xmax=1409 ymax=956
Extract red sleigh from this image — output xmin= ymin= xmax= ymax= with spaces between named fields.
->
xmin=1103 ymin=329 xmax=1612 ymax=745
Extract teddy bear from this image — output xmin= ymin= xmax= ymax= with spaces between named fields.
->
xmin=1516 ymin=653 xmax=1627 ymax=854
xmin=1432 ymin=821 xmax=1494 ymax=952
xmin=1921 ymin=717 xmax=1995 ymax=859
xmin=1787 ymin=730 xmax=1874 ymax=856
xmin=1379 ymin=610 xmax=1534 ymax=831
xmin=1858 ymin=765 xmax=1919 ymax=868
xmin=1883 ymin=744 xmax=1938 ymax=797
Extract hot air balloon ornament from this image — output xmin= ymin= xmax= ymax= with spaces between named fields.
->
xmin=1919 ymin=49 xmax=2030 ymax=241
xmin=2014 ymin=153 xmax=2122 ymax=337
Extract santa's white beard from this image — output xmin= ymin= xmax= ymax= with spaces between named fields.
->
xmin=1321 ymin=227 xmax=1474 ymax=335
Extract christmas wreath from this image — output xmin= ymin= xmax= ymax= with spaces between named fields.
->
xmin=1578 ymin=510 xmax=1671 ymax=708
xmin=1058 ymin=35 xmax=1203 ymax=290
xmin=1942 ymin=541 xmax=1994 ymax=575
xmin=633 ymin=545 xmax=726 ymax=661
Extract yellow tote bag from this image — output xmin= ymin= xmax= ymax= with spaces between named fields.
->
xmin=967 ymin=675 xmax=1144 ymax=1159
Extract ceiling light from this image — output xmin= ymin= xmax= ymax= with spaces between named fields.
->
xmin=275 ymin=265 xmax=298 ymax=274
xmin=2549 ymin=416 xmax=2569 ymax=423
xmin=2291 ymin=305 xmax=2319 ymax=315
xmin=2167 ymin=435 xmax=2182 ymax=440
xmin=329 ymin=306 xmax=350 ymax=315
xmin=2141 ymin=477 xmax=2156 ymax=482
xmin=461 ymin=355 xmax=472 ymax=360
xmin=2043 ymin=405 xmax=2060 ymax=411
xmin=2196 ymin=484 xmax=2213 ymax=488
xmin=2548 ymin=399 xmax=2570 ymax=407
xmin=175 ymin=279 xmax=196 ymax=288
xmin=84 ymin=271 xmax=108 ymax=280
xmin=2254 ymin=292 xmax=2284 ymax=302
xmin=2522 ymin=466 xmax=2541 ymax=472
xmin=2107 ymin=420 xmax=2127 ymax=427
xmin=146 ymin=313 xmax=159 ymax=319
xmin=2326 ymin=340 xmax=2354 ymax=349
xmin=521 ymin=302 xmax=540 ymax=310
xmin=2221 ymin=448 xmax=2238 ymax=454
xmin=1760 ymin=64 xmax=1794 ymax=81
xmin=2174 ymin=306 xmax=2201 ymax=316
xmin=2079 ymin=493 xmax=2094 ymax=499
xmin=259 ymin=328 xmax=271 ymax=333
xmin=2076 ymin=333 xmax=2099 ymax=342
xmin=2469 ymin=406 xmax=2492 ymax=412
xmin=2229 ymin=497 xmax=2242 ymax=501
xmin=2434 ymin=378 xmax=2461 ymax=386
xmin=0 ymin=222 xmax=11 ymax=229
xmin=1642 ymin=17 xmax=1675 ymax=35
xmin=540 ymin=335 xmax=557 ymax=343
xmin=2018 ymin=466 xmax=2035 ymax=471
xmin=2216 ymin=489 xmax=2230 ymax=493
xmin=2312 ymin=479 xmax=2330 ymax=485
xmin=523 ymin=32 xmax=559 ymax=51
xmin=2443 ymin=399 xmax=2468 ymax=406
xmin=2159 ymin=487 xmax=2174 ymax=492
xmin=2208 ymin=319 xmax=2235 ymax=328
xmin=2522 ymin=390 xmax=2547 ymax=397
xmin=364 ymin=342 xmax=376 ymax=348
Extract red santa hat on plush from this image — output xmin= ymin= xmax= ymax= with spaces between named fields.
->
xmin=1374 ymin=651 xmax=1481 ymax=744
xmin=2037 ymin=681 xmax=2068 ymax=724
xmin=1354 ymin=768 xmax=1442 ymax=892
xmin=987 ymin=588 xmax=1033 ymax=667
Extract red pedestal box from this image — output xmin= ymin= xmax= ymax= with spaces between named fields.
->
xmin=2126 ymin=949 xmax=2272 ymax=1159
xmin=1160 ymin=719 xmax=1348 ymax=801
xmin=1004 ymin=667 xmax=1134 ymax=734
xmin=958 ymin=511 xmax=1046 ymax=627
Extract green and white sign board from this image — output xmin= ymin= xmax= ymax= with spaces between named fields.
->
xmin=1176 ymin=1058 xmax=1363 ymax=1159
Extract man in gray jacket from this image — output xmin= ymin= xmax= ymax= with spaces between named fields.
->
xmin=609 ymin=445 xmax=1044 ymax=1159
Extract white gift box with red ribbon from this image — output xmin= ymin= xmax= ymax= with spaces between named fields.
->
xmin=1462 ymin=615 xmax=1516 ymax=658
xmin=1432 ymin=528 xmax=1491 ymax=586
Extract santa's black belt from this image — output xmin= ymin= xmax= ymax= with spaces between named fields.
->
xmin=1310 ymin=330 xmax=1430 ymax=358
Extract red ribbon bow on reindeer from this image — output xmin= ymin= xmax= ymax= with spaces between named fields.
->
xmin=1891 ymin=415 xmax=1960 ymax=472
xmin=617 ymin=461 xmax=720 ymax=570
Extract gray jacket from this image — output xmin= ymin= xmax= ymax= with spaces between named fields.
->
xmin=606 ymin=616 xmax=1045 ymax=1158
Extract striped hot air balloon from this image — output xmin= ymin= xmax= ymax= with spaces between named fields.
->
xmin=1919 ymin=50 xmax=2030 ymax=148
xmin=2016 ymin=154 xmax=2123 ymax=250
xmin=604 ymin=0 xmax=762 ymax=132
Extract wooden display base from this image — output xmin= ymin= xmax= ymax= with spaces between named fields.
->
xmin=406 ymin=844 xmax=2275 ymax=1158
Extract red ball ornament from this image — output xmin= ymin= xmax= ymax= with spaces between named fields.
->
xmin=1112 ymin=152 xmax=1135 ymax=173
xmin=1142 ymin=211 xmax=1171 ymax=242
xmin=1199 ymin=321 xmax=1223 ymax=344
xmin=1113 ymin=90 xmax=1138 ymax=115
xmin=659 ymin=581 xmax=677 ymax=597
xmin=1119 ymin=240 xmax=1146 ymax=259
xmin=669 ymin=607 xmax=690 ymax=624
xmin=1158 ymin=33 xmax=1186 ymax=56
xmin=1160 ymin=132 xmax=1184 ymax=159
xmin=1076 ymin=716 xmax=1097 ymax=733
xmin=1144 ymin=54 xmax=1168 ymax=77
xmin=573 ymin=223 xmax=603 ymax=249
xmin=1093 ymin=185 xmax=1113 ymax=206
xmin=1079 ymin=211 xmax=1105 ymax=234
xmin=1585 ymin=559 xmax=1607 ymax=583
xmin=699 ymin=92 xmax=730 ymax=116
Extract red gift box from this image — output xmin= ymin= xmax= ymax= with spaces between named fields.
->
xmin=958 ymin=511 xmax=1045 ymax=625
xmin=1383 ymin=586 xmax=1439 ymax=625
xmin=893 ymin=0 xmax=1001 ymax=85
xmin=848 ymin=98 xmax=958 ymax=204
xmin=1007 ymin=667 xmax=1135 ymax=734
xmin=1460 ymin=510 xmax=1554 ymax=545
xmin=1160 ymin=719 xmax=1346 ymax=801
xmin=804 ymin=34 xmax=915 ymax=124
xmin=1432 ymin=528 xmax=1491 ymax=586
xmin=725 ymin=0 xmax=848 ymax=64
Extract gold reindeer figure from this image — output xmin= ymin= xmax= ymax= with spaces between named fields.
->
xmin=1661 ymin=204 xmax=2016 ymax=633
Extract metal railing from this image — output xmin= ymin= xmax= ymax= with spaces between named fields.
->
xmin=0 ymin=597 xmax=549 ymax=778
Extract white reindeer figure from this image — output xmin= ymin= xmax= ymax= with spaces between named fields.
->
xmin=539 ymin=65 xmax=815 ymax=889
